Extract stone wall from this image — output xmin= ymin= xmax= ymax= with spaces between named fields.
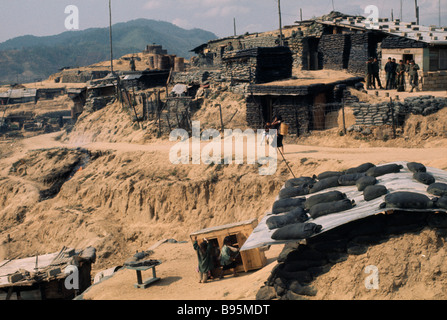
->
xmin=318 ymin=34 xmax=351 ymax=70
xmin=421 ymin=71 xmax=447 ymax=91
xmin=246 ymin=95 xmax=313 ymax=135
xmin=61 ymin=70 xmax=109 ymax=83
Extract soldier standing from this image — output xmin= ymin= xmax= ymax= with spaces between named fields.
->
xmin=371 ymin=57 xmax=384 ymax=89
xmin=408 ymin=60 xmax=420 ymax=92
xmin=396 ymin=60 xmax=406 ymax=92
xmin=366 ymin=58 xmax=373 ymax=90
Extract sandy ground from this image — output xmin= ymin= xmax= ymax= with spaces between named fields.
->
xmin=0 ymin=63 xmax=446 ymax=300
xmin=1 ymin=129 xmax=446 ymax=300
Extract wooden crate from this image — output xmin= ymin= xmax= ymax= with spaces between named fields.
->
xmin=190 ymin=219 xmax=267 ymax=273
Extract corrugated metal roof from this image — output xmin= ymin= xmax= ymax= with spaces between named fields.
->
xmin=317 ymin=17 xmax=447 ymax=45
xmin=0 ymin=89 xmax=37 ymax=99
xmin=241 ymin=161 xmax=447 ymax=251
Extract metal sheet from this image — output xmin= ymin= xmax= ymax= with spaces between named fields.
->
xmin=241 ymin=161 xmax=447 ymax=251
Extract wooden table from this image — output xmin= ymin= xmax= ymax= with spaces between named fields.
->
xmin=125 ymin=260 xmax=161 ymax=289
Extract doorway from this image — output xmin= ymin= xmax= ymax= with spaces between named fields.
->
xmin=403 ymin=54 xmax=414 ymax=64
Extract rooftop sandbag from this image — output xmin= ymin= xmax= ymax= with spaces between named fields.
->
xmin=356 ymin=176 xmax=377 ymax=191
xmin=271 ymin=222 xmax=323 ymax=240
xmin=345 ymin=162 xmax=375 ymax=174
xmin=266 ymin=207 xmax=309 ymax=230
xmin=304 ymin=190 xmax=347 ymax=211
xmin=278 ymin=186 xmax=311 ymax=199
xmin=272 ymin=197 xmax=306 ymax=215
xmin=338 ymin=173 xmax=366 ymax=186
xmin=413 ymin=172 xmax=435 ymax=185
xmin=427 ymin=183 xmax=447 ymax=197
xmin=380 ymin=192 xmax=435 ymax=210
xmin=317 ymin=171 xmax=344 ymax=180
xmin=308 ymin=199 xmax=356 ymax=219
xmin=366 ymin=164 xmax=404 ymax=177
xmin=363 ymin=185 xmax=388 ymax=201
xmin=436 ymin=196 xmax=447 ymax=210
xmin=284 ymin=176 xmax=316 ymax=189
xmin=309 ymin=176 xmax=340 ymax=193
xmin=407 ymin=162 xmax=427 ymax=173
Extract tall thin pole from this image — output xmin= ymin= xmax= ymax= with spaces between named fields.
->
xmin=400 ymin=0 xmax=402 ymax=20
xmin=109 ymin=0 xmax=114 ymax=73
xmin=277 ymin=0 xmax=284 ymax=46
xmin=233 ymin=18 xmax=237 ymax=36
xmin=300 ymin=8 xmax=303 ymax=21
xmin=332 ymin=0 xmax=335 ymax=11
xmin=414 ymin=0 xmax=419 ymax=24
xmin=440 ymin=0 xmax=442 ymax=27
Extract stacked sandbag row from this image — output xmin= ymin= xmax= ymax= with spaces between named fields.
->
xmin=317 ymin=34 xmax=351 ymax=70
xmin=402 ymin=96 xmax=447 ymax=116
xmin=257 ymin=161 xmax=447 ymax=300
xmin=351 ymin=96 xmax=447 ymax=127
xmin=258 ymin=205 xmax=447 ymax=300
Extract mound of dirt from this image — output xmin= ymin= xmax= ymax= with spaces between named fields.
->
xmin=309 ymin=228 xmax=447 ymax=300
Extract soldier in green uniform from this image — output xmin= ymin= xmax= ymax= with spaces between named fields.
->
xmin=408 ymin=60 xmax=420 ymax=92
xmin=396 ymin=60 xmax=406 ymax=92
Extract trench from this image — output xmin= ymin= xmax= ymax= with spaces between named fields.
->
xmin=39 ymin=148 xmax=92 ymax=201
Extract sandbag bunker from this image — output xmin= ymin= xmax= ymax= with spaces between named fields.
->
xmin=241 ymin=161 xmax=447 ymax=251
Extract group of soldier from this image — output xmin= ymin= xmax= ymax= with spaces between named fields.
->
xmin=366 ymin=57 xmax=420 ymax=93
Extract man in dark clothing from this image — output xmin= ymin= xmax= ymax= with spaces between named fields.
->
xmin=130 ymin=57 xmax=136 ymax=71
xmin=366 ymin=58 xmax=373 ymax=90
xmin=384 ymin=57 xmax=394 ymax=90
xmin=193 ymin=237 xmax=214 ymax=283
xmin=371 ymin=57 xmax=384 ymax=89
xmin=408 ymin=60 xmax=420 ymax=92
xmin=390 ymin=58 xmax=397 ymax=89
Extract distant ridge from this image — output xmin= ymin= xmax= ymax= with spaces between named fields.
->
xmin=0 ymin=19 xmax=218 ymax=85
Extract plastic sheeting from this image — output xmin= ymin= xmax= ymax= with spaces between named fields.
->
xmin=241 ymin=161 xmax=447 ymax=251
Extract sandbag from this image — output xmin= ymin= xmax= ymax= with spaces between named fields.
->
xmin=308 ymin=199 xmax=354 ymax=219
xmin=436 ymin=196 xmax=447 ymax=210
xmin=427 ymin=183 xmax=447 ymax=197
xmin=272 ymin=197 xmax=306 ymax=215
xmin=317 ymin=171 xmax=343 ymax=180
xmin=279 ymin=186 xmax=310 ymax=199
xmin=309 ymin=176 xmax=340 ymax=193
xmin=413 ymin=172 xmax=435 ymax=185
xmin=363 ymin=185 xmax=388 ymax=201
xmin=304 ymin=190 xmax=347 ymax=211
xmin=407 ymin=162 xmax=426 ymax=173
xmin=271 ymin=222 xmax=322 ymax=240
xmin=356 ymin=176 xmax=377 ymax=191
xmin=366 ymin=164 xmax=403 ymax=177
xmin=345 ymin=162 xmax=375 ymax=174
xmin=338 ymin=173 xmax=366 ymax=186
xmin=285 ymin=176 xmax=316 ymax=189
xmin=382 ymin=192 xmax=433 ymax=209
xmin=266 ymin=207 xmax=309 ymax=230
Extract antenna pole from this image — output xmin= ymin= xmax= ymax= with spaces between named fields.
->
xmin=233 ymin=17 xmax=237 ymax=36
xmin=400 ymin=0 xmax=402 ymax=20
xmin=277 ymin=0 xmax=284 ymax=46
xmin=109 ymin=0 xmax=114 ymax=73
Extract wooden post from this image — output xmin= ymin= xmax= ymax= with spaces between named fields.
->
xmin=218 ymin=104 xmax=224 ymax=133
xmin=166 ymin=113 xmax=172 ymax=132
xmin=389 ymin=97 xmax=396 ymax=139
xmin=342 ymin=98 xmax=346 ymax=135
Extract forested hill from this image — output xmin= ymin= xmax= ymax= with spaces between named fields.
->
xmin=0 ymin=19 xmax=217 ymax=84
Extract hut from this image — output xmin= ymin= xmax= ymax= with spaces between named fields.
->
xmin=190 ymin=219 xmax=267 ymax=273
xmin=0 ymin=247 xmax=96 ymax=300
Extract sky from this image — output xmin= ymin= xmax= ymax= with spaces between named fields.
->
xmin=0 ymin=0 xmax=446 ymax=43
